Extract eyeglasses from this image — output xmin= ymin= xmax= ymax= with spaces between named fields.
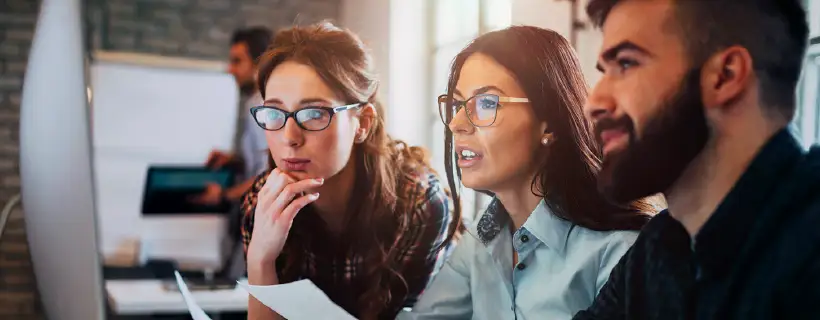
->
xmin=250 ymin=103 xmax=363 ymax=131
xmin=438 ymin=93 xmax=529 ymax=127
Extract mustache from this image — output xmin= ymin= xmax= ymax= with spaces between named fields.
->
xmin=593 ymin=116 xmax=634 ymax=141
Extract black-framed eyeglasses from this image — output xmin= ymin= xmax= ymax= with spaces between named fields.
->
xmin=250 ymin=102 xmax=363 ymax=131
xmin=438 ymin=93 xmax=529 ymax=127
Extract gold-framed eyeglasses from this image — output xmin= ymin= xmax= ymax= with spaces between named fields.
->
xmin=438 ymin=93 xmax=529 ymax=127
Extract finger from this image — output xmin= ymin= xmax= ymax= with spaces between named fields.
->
xmin=212 ymin=155 xmax=230 ymax=169
xmin=279 ymin=170 xmax=298 ymax=183
xmin=205 ymin=150 xmax=220 ymax=167
xmin=269 ymin=178 xmax=324 ymax=220
xmin=256 ymin=169 xmax=292 ymax=216
xmin=277 ymin=192 xmax=319 ymax=227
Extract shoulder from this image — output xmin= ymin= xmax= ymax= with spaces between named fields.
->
xmin=399 ymin=169 xmax=452 ymax=223
xmin=570 ymin=226 xmax=640 ymax=247
xmin=567 ymin=226 xmax=639 ymax=263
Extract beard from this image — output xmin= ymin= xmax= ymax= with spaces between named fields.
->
xmin=239 ymin=80 xmax=257 ymax=96
xmin=597 ymin=68 xmax=710 ymax=204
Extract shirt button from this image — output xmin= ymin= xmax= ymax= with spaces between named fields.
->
xmin=521 ymin=235 xmax=529 ymax=243
xmin=516 ymin=263 xmax=526 ymax=270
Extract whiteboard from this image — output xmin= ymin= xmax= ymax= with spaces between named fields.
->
xmin=89 ymin=52 xmax=239 ymax=259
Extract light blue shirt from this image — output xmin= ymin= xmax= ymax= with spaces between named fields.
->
xmin=399 ymin=199 xmax=637 ymax=320
xmin=238 ymin=92 xmax=269 ymax=181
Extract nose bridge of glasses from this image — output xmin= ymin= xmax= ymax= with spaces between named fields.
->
xmin=448 ymin=105 xmax=476 ymax=132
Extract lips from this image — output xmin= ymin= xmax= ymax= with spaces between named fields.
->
xmin=281 ymin=158 xmax=310 ymax=171
xmin=594 ymin=116 xmax=633 ymax=156
xmin=455 ymin=144 xmax=483 ymax=169
xmin=599 ymin=128 xmax=629 ymax=155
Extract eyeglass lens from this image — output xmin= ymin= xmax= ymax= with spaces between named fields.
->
xmin=439 ymin=94 xmax=500 ymax=127
xmin=254 ymin=107 xmax=332 ymax=131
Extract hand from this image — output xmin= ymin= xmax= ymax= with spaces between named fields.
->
xmin=190 ymin=182 xmax=223 ymax=205
xmin=246 ymin=169 xmax=323 ymax=266
xmin=205 ymin=150 xmax=235 ymax=169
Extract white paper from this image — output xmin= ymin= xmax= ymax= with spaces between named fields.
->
xmin=173 ymin=271 xmax=213 ymax=320
xmin=238 ymin=279 xmax=357 ymax=320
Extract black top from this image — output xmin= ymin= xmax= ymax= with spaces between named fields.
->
xmin=574 ymin=129 xmax=820 ymax=320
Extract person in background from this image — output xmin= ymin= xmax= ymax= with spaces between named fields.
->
xmin=574 ymin=0 xmax=819 ymax=319
xmin=242 ymin=22 xmax=460 ymax=320
xmin=401 ymin=26 xmax=659 ymax=320
xmin=194 ymin=27 xmax=273 ymax=205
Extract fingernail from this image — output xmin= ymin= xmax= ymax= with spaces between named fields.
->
xmin=314 ymin=178 xmax=324 ymax=184
xmin=309 ymin=193 xmax=320 ymax=200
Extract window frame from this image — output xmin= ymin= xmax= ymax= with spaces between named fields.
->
xmin=795 ymin=0 xmax=820 ymax=147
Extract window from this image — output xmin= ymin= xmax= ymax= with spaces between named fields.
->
xmin=429 ymin=0 xmax=512 ymax=223
xmin=795 ymin=0 xmax=820 ymax=147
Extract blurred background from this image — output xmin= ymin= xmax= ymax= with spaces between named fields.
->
xmin=0 ymin=0 xmax=818 ymax=318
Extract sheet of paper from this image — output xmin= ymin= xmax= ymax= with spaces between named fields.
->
xmin=238 ymin=279 xmax=357 ymax=320
xmin=173 ymin=271 xmax=213 ymax=320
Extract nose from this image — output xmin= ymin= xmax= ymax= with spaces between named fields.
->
xmin=447 ymin=106 xmax=475 ymax=135
xmin=585 ymin=78 xmax=617 ymax=123
xmin=280 ymin=117 xmax=304 ymax=147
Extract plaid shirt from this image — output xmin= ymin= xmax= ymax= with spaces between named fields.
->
xmin=241 ymin=169 xmax=455 ymax=319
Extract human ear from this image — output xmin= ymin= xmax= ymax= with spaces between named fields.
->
xmin=355 ymin=103 xmax=376 ymax=143
xmin=701 ymin=46 xmax=753 ymax=110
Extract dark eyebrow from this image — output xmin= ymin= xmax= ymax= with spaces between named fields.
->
xmin=263 ymin=98 xmax=281 ymax=105
xmin=452 ymin=85 xmax=506 ymax=99
xmin=474 ymin=85 xmax=506 ymax=96
xmin=596 ymin=41 xmax=652 ymax=72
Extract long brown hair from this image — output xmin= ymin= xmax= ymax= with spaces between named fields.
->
xmin=444 ymin=26 xmax=656 ymax=231
xmin=256 ymin=22 xmax=460 ymax=318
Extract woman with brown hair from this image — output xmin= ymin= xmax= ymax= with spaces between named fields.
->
xmin=240 ymin=22 xmax=459 ymax=319
xmin=400 ymin=26 xmax=659 ymax=319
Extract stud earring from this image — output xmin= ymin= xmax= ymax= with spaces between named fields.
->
xmin=541 ymin=137 xmax=550 ymax=146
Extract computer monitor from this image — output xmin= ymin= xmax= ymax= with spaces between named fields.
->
xmin=19 ymin=0 xmax=105 ymax=319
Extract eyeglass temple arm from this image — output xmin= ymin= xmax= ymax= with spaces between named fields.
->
xmin=333 ymin=102 xmax=364 ymax=112
xmin=498 ymin=97 xmax=530 ymax=103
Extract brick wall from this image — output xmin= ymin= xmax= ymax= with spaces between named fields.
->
xmin=0 ymin=0 xmax=339 ymax=318
xmin=87 ymin=0 xmax=341 ymax=60
xmin=0 ymin=0 xmax=44 ymax=317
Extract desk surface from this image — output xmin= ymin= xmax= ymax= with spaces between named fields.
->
xmin=106 ymin=279 xmax=249 ymax=315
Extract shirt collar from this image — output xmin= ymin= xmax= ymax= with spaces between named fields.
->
xmin=472 ymin=198 xmax=574 ymax=255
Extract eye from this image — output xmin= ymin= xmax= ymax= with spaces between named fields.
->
xmin=616 ymin=58 xmax=638 ymax=72
xmin=303 ymin=109 xmax=325 ymax=119
xmin=476 ymin=97 xmax=498 ymax=109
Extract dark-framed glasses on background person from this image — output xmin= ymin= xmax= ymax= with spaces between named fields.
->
xmin=438 ymin=93 xmax=529 ymax=128
xmin=250 ymin=102 xmax=363 ymax=131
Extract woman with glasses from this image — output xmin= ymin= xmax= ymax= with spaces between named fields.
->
xmin=400 ymin=26 xmax=659 ymax=319
xmin=241 ymin=22 xmax=459 ymax=320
